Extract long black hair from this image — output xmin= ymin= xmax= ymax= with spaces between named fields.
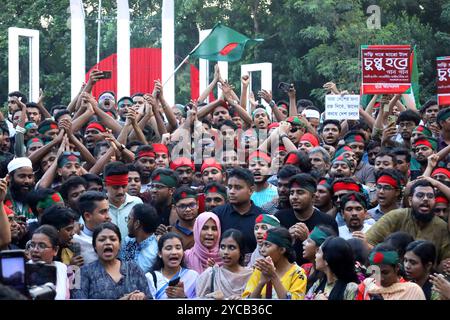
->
xmin=321 ymin=237 xmax=359 ymax=300
xmin=151 ymin=232 xmax=185 ymax=271
xmin=405 ymin=240 xmax=436 ymax=272
xmin=220 ymin=229 xmax=245 ymax=266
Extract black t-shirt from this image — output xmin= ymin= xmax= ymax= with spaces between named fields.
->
xmin=213 ymin=202 xmax=267 ymax=255
xmin=275 ymin=208 xmax=339 ymax=265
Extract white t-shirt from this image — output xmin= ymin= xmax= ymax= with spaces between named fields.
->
xmin=338 ymin=223 xmax=372 ymax=240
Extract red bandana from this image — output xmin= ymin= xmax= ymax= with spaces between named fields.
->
xmin=105 ymin=174 xmax=129 ymax=186
xmin=332 ymin=182 xmax=360 ymax=193
xmin=86 ymin=122 xmax=106 ymax=133
xmin=137 ymin=151 xmax=155 ymax=159
xmin=435 ymin=196 xmax=449 ymax=205
xmin=377 ymin=175 xmax=398 ymax=188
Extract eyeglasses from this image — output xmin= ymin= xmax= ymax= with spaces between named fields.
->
xmin=414 ymin=192 xmax=435 ymax=200
xmin=27 ymin=242 xmax=51 ymax=251
xmin=176 ymin=203 xmax=198 ymax=211
xmin=149 ymin=184 xmax=168 ymax=190
xmin=289 ymin=126 xmax=300 ymax=133
xmin=376 ymin=184 xmax=395 ymax=191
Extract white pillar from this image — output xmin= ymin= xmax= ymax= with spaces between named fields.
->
xmin=199 ymin=29 xmax=228 ymax=101
xmin=241 ymin=63 xmax=272 ymax=113
xmin=70 ymin=0 xmax=86 ymax=100
xmin=117 ymin=0 xmax=130 ymax=98
xmin=8 ymin=27 xmax=40 ymax=102
xmin=162 ymin=0 xmax=175 ymax=105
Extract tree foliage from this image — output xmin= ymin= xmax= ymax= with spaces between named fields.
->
xmin=0 ymin=0 xmax=449 ymax=109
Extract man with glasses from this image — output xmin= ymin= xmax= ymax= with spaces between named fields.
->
xmin=368 ymin=169 xmax=403 ymax=222
xmin=170 ymin=187 xmax=199 ymax=250
xmin=149 ymin=168 xmax=179 ymax=226
xmin=366 ymin=179 xmax=450 ymax=269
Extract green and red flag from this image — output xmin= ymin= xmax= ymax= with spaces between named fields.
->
xmin=190 ymin=23 xmax=263 ymax=62
xmin=437 ymin=56 xmax=450 ymax=106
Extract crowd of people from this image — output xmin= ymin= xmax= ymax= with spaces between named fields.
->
xmin=0 ymin=65 xmax=450 ymax=300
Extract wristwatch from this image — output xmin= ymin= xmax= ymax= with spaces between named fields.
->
xmin=280 ymin=134 xmax=289 ymax=140
xmin=269 ymin=100 xmax=276 ymax=108
xmin=118 ymin=144 xmax=125 ymax=151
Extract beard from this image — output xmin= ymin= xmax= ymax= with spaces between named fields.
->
xmin=412 ymin=208 xmax=435 ymax=223
xmin=10 ymin=180 xmax=32 ymax=204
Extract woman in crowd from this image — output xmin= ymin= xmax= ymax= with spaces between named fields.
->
xmin=184 ymin=212 xmax=222 ymax=273
xmin=307 ymin=236 xmax=359 ymax=300
xmin=196 ymin=229 xmax=253 ymax=299
xmin=356 ymin=243 xmax=426 ymax=300
xmin=248 ymin=214 xmax=280 ymax=267
xmin=28 ymin=225 xmax=69 ymax=300
xmin=70 ymin=222 xmax=150 ymax=300
xmin=302 ymin=225 xmax=337 ymax=290
xmin=404 ymin=240 xmax=439 ymax=300
xmin=242 ymin=227 xmax=307 ymax=299
xmin=147 ymin=232 xmax=198 ymax=299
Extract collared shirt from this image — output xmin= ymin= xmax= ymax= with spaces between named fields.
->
xmin=120 ymin=235 xmax=158 ymax=273
xmin=73 ymin=227 xmax=97 ymax=265
xmin=368 ymin=204 xmax=385 ymax=222
xmin=171 ymin=221 xmax=194 ymax=250
xmin=108 ymin=193 xmax=143 ymax=239
xmin=251 ymin=184 xmax=278 ymax=208
xmin=366 ymin=208 xmax=450 ymax=263
xmin=70 ymin=259 xmax=152 ymax=300
xmin=213 ymin=201 xmax=267 ymax=255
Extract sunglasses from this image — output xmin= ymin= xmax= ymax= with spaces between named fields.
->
xmin=63 ymin=151 xmax=81 ymax=157
xmin=290 ymin=126 xmax=300 ymax=133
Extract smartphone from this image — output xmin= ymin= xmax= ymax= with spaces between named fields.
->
xmin=278 ymin=82 xmax=291 ymax=93
xmin=26 ymin=262 xmax=57 ymax=287
xmin=101 ymin=71 xmax=112 ymax=79
xmin=168 ymin=277 xmax=180 ymax=287
xmin=387 ymin=115 xmax=398 ymax=125
xmin=0 ymin=250 xmax=27 ymax=295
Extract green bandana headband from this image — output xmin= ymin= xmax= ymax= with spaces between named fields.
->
xmin=369 ymin=250 xmax=399 ymax=266
xmin=263 ymin=229 xmax=292 ymax=250
xmin=26 ymin=137 xmax=44 ymax=148
xmin=437 ymin=108 xmax=450 ymax=123
xmin=36 ymin=192 xmax=64 ymax=210
xmin=152 ymin=173 xmax=177 ymax=188
xmin=38 ymin=122 xmax=58 ymax=134
xmin=309 ymin=227 xmax=329 ymax=246
xmin=252 ymin=108 xmax=269 ymax=120
xmin=413 ymin=125 xmax=432 ymax=138
xmin=255 ymin=214 xmax=280 ymax=227
xmin=25 ymin=122 xmax=38 ymax=131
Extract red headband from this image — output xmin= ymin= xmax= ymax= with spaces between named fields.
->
xmin=268 ymin=122 xmax=280 ymax=130
xmin=432 ymin=168 xmax=450 ymax=179
xmin=137 ymin=151 xmax=155 ymax=159
xmin=248 ymin=151 xmax=271 ymax=164
xmin=332 ymin=182 xmax=360 ymax=193
xmin=153 ymin=143 xmax=169 ymax=155
xmin=105 ymin=174 xmax=129 ymax=186
xmin=285 ymin=153 xmax=298 ymax=165
xmin=300 ymin=133 xmax=319 ymax=147
xmin=170 ymin=157 xmax=194 ymax=171
xmin=201 ymin=158 xmax=223 ymax=173
xmin=435 ymin=196 xmax=449 ymax=205
xmin=414 ymin=139 xmax=432 ymax=149
xmin=278 ymin=103 xmax=288 ymax=110
xmin=377 ymin=175 xmax=398 ymax=188
xmin=86 ymin=122 xmax=106 ymax=133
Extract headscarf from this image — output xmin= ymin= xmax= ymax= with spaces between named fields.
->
xmin=184 ymin=212 xmax=222 ymax=273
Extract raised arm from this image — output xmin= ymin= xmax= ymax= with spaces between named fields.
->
xmin=0 ymin=179 xmax=11 ymax=250
xmin=155 ymin=80 xmax=178 ymax=132
xmin=198 ymin=64 xmax=220 ymax=103
xmin=36 ymin=89 xmax=52 ymax=120
xmin=28 ymin=130 xmax=64 ymax=165
xmin=67 ymin=83 xmax=86 ymax=113
xmin=37 ymin=135 xmax=67 ymax=189
xmin=240 ymin=74 xmax=250 ymax=112
xmin=60 ymin=119 xmax=96 ymax=168
xmin=288 ymin=84 xmax=297 ymax=116
xmin=259 ymin=89 xmax=285 ymax=122
xmin=84 ymin=92 xmax=122 ymax=135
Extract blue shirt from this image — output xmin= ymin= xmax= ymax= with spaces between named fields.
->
xmin=251 ymin=184 xmax=278 ymax=207
xmin=71 ymin=260 xmax=152 ymax=300
xmin=120 ymin=235 xmax=158 ymax=273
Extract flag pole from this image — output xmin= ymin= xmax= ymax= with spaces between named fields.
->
xmin=162 ymin=39 xmax=205 ymax=87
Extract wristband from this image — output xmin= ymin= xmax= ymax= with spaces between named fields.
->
xmin=269 ymin=100 xmax=276 ymax=108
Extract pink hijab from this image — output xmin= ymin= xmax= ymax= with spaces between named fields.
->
xmin=184 ymin=212 xmax=222 ymax=273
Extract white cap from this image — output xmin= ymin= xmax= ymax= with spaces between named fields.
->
xmin=7 ymin=157 xmax=33 ymax=173
xmin=302 ymin=109 xmax=320 ymax=119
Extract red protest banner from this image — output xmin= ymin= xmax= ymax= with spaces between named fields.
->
xmin=437 ymin=56 xmax=450 ymax=106
xmin=361 ymin=45 xmax=412 ymax=94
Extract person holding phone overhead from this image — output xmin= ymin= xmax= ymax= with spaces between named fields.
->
xmin=146 ymin=233 xmax=198 ymax=299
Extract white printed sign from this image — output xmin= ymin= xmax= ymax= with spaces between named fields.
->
xmin=325 ymin=95 xmax=360 ymax=120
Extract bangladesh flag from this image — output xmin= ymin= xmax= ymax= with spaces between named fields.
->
xmin=190 ymin=23 xmax=263 ymax=62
